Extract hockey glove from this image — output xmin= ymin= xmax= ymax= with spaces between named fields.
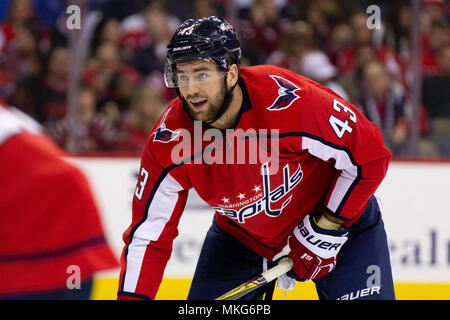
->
xmin=286 ymin=214 xmax=348 ymax=281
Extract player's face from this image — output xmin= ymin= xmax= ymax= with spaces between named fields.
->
xmin=176 ymin=60 xmax=227 ymax=122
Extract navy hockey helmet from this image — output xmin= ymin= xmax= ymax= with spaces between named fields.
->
xmin=164 ymin=16 xmax=241 ymax=88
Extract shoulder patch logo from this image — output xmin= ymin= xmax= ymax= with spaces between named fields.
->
xmin=267 ymin=75 xmax=301 ymax=111
xmin=152 ymin=107 xmax=180 ymax=143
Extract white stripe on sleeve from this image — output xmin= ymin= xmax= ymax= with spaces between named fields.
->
xmin=301 ymin=136 xmax=359 ymax=214
xmin=123 ymin=172 xmax=183 ymax=293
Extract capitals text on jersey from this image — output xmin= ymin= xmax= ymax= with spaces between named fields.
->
xmin=213 ymin=162 xmax=303 ymax=223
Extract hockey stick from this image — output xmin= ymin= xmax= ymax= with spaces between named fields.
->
xmin=216 ymin=257 xmax=294 ymax=300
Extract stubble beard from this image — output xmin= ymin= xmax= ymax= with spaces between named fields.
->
xmin=189 ymin=85 xmax=226 ymax=123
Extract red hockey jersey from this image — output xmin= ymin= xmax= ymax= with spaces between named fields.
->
xmin=118 ymin=65 xmax=391 ymax=299
xmin=0 ymin=106 xmax=118 ymax=297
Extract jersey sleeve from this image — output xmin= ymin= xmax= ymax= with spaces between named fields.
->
xmin=298 ymin=79 xmax=392 ymax=225
xmin=117 ymin=139 xmax=191 ymax=300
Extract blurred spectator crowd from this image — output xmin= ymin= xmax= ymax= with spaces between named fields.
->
xmin=0 ymin=0 xmax=449 ymax=157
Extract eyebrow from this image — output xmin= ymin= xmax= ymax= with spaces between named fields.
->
xmin=177 ymin=67 xmax=212 ymax=74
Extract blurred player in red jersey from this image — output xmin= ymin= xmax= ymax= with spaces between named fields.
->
xmin=117 ymin=17 xmax=395 ymax=300
xmin=0 ymin=105 xmax=118 ymax=299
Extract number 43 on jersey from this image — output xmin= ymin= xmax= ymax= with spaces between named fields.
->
xmin=328 ymin=99 xmax=357 ymax=139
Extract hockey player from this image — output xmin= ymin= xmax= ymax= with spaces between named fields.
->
xmin=0 ymin=105 xmax=118 ymax=299
xmin=117 ymin=16 xmax=395 ymax=300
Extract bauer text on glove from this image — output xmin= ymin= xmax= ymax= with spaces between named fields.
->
xmin=287 ymin=214 xmax=348 ymax=281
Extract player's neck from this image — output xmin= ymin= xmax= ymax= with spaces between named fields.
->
xmin=209 ymin=84 xmax=243 ymax=130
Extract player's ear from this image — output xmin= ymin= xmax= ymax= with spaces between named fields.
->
xmin=226 ymin=64 xmax=239 ymax=88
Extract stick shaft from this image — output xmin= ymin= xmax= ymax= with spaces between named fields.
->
xmin=216 ymin=257 xmax=293 ymax=300
xmin=261 ymin=257 xmax=293 ymax=282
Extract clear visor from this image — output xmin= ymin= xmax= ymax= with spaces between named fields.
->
xmin=164 ymin=60 xmax=227 ymax=88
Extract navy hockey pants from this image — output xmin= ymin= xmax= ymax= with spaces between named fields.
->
xmin=187 ymin=196 xmax=395 ymax=300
